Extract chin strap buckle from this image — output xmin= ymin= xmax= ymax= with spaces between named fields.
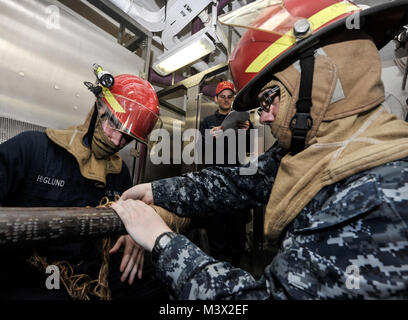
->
xmin=290 ymin=112 xmax=313 ymax=154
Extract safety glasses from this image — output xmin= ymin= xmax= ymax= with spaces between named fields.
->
xmin=257 ymin=86 xmax=280 ymax=116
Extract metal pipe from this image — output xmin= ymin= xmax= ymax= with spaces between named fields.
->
xmin=0 ymin=207 xmax=126 ymax=246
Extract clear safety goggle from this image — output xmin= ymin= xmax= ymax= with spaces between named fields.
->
xmin=96 ymin=98 xmax=136 ymax=141
xmin=99 ymin=111 xmax=134 ymax=144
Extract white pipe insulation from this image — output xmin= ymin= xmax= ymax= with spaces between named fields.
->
xmin=108 ymin=0 xmax=166 ymax=32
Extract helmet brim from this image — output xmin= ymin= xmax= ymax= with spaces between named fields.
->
xmin=232 ymin=0 xmax=408 ymax=111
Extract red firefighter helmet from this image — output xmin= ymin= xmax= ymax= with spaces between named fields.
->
xmin=220 ymin=0 xmax=408 ymax=111
xmin=98 ymin=74 xmax=160 ymax=145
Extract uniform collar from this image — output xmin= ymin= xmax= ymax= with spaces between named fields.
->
xmin=215 ymin=109 xmax=229 ymax=118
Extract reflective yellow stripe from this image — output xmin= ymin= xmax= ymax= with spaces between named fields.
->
xmin=102 ymin=87 xmax=126 ymax=113
xmin=310 ymin=2 xmax=359 ymax=30
xmin=246 ymin=2 xmax=360 ymax=73
xmin=245 ymin=34 xmax=296 ymax=74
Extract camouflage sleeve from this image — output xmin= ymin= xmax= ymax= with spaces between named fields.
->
xmin=151 ymin=144 xmax=286 ymax=216
xmin=264 ymin=158 xmax=408 ymax=299
xmin=155 ymin=234 xmax=270 ymax=300
xmin=154 ymin=158 xmax=408 ymax=300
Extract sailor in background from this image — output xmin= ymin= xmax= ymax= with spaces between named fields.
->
xmin=197 ymin=80 xmax=253 ymax=268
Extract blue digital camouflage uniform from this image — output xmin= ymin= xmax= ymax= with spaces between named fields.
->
xmin=151 ymin=146 xmax=408 ymax=299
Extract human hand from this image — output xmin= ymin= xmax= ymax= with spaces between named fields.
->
xmin=111 ymin=200 xmax=172 ymax=252
xmin=238 ymin=120 xmax=250 ymax=130
xmin=210 ymin=126 xmax=224 ymax=138
xmin=109 ymin=235 xmax=144 ymax=284
xmin=120 ymin=183 xmax=153 ymax=204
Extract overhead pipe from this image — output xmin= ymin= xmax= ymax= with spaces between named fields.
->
xmin=108 ymin=0 xmax=166 ymax=32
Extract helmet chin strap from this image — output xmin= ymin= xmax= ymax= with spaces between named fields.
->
xmin=86 ymin=102 xmax=99 ymax=147
xmin=289 ymin=48 xmax=315 ymax=155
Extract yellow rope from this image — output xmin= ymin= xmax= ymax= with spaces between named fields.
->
xmin=28 ymin=196 xmax=119 ymax=300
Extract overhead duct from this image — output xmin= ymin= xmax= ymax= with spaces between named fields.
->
xmin=108 ymin=0 xmax=166 ymax=32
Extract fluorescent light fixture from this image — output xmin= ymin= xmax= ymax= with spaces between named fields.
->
xmin=153 ymin=31 xmax=216 ymax=76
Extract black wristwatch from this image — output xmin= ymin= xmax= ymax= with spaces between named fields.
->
xmin=151 ymin=231 xmax=178 ymax=264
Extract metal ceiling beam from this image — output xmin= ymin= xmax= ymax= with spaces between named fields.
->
xmin=157 ymin=62 xmax=229 ymax=98
xmin=57 ymin=0 xmax=123 ymax=39
xmin=159 ymin=100 xmax=186 ymax=117
xmin=124 ymin=35 xmax=148 ymax=52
